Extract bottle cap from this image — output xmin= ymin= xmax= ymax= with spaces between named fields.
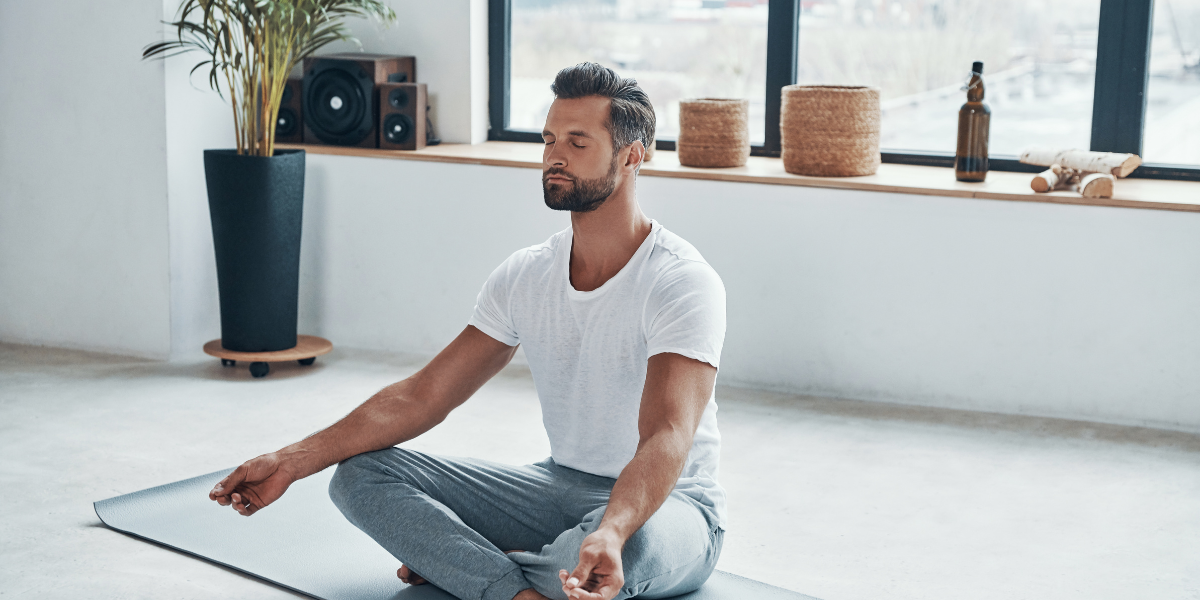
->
xmin=972 ymin=61 xmax=984 ymax=74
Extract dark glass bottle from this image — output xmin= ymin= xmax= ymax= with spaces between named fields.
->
xmin=955 ymin=61 xmax=990 ymax=182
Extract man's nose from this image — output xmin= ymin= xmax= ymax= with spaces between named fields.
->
xmin=545 ymin=143 xmax=567 ymax=167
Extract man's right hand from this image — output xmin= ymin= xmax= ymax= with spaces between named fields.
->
xmin=205 ymin=326 xmax=519 ymax=517
xmin=209 ymin=452 xmax=296 ymax=516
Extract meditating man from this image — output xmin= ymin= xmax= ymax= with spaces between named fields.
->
xmin=208 ymin=62 xmax=728 ymax=600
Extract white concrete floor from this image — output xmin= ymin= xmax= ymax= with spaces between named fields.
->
xmin=1 ymin=342 xmax=1198 ymax=600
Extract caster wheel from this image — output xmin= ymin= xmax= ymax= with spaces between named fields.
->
xmin=249 ymin=362 xmax=270 ymax=378
xmin=298 ymin=357 xmax=316 ymax=366
xmin=221 ymin=359 xmax=236 ymax=367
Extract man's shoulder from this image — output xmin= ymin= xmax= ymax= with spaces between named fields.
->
xmin=647 ymin=225 xmax=723 ymax=292
xmin=651 ymin=225 xmax=709 ymax=266
xmin=650 ymin=225 xmax=718 ymax=275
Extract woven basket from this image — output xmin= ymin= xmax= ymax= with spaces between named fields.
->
xmin=781 ymin=85 xmax=880 ymax=177
xmin=677 ymin=98 xmax=750 ymax=168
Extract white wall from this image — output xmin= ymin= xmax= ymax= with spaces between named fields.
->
xmin=648 ymin=177 xmax=1200 ymax=431
xmin=6 ymin=0 xmax=1198 ymax=433
xmin=292 ymin=153 xmax=1200 ymax=433
xmin=161 ymin=6 xmax=236 ymax=358
xmin=0 ymin=0 xmax=172 ymax=359
xmin=294 ymin=157 xmax=568 ymax=353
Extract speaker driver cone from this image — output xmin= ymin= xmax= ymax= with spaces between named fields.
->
xmin=388 ymin=88 xmax=410 ymax=109
xmin=304 ymin=64 xmax=372 ymax=145
xmin=383 ymin=114 xmax=414 ymax=144
xmin=275 ymin=107 xmax=298 ymax=137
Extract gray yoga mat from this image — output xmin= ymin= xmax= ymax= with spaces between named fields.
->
xmin=95 ymin=467 xmax=819 ymax=600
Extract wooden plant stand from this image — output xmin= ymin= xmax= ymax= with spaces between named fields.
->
xmin=203 ymin=335 xmax=333 ymax=378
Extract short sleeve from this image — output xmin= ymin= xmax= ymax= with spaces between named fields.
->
xmin=644 ymin=260 xmax=726 ymax=369
xmin=468 ymin=256 xmax=520 ymax=346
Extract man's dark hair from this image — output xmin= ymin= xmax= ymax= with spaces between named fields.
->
xmin=550 ymin=62 xmax=656 ymax=159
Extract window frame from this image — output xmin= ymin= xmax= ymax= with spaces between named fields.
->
xmin=488 ymin=0 xmax=1200 ymax=181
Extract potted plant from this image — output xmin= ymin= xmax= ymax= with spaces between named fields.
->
xmin=144 ymin=0 xmax=395 ymax=352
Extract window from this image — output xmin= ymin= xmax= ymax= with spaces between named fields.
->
xmin=489 ymin=0 xmax=1200 ymax=180
xmin=1143 ymin=0 xmax=1200 ymax=167
xmin=799 ymin=0 xmax=1101 ymax=156
xmin=509 ymin=0 xmax=770 ymax=144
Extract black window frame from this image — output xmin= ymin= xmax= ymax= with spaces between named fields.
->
xmin=489 ymin=0 xmax=1200 ymax=181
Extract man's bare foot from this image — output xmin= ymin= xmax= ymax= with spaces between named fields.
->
xmin=397 ymin=564 xmax=427 ymax=585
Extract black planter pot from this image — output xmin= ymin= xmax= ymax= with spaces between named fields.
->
xmin=203 ymin=149 xmax=305 ymax=352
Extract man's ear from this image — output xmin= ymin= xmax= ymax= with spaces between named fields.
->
xmin=625 ymin=140 xmax=646 ymax=171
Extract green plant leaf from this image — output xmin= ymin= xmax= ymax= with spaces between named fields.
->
xmin=144 ymin=0 xmax=394 ymax=156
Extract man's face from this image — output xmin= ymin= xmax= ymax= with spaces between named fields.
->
xmin=541 ymin=96 xmax=620 ymax=213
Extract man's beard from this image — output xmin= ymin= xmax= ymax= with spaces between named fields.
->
xmin=542 ymin=155 xmax=619 ymax=213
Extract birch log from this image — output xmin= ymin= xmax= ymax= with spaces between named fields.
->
xmin=1031 ymin=164 xmax=1064 ymax=192
xmin=1078 ymin=172 xmax=1116 ymax=198
xmin=1019 ymin=147 xmax=1141 ymax=178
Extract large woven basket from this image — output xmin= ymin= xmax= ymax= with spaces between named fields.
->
xmin=781 ymin=85 xmax=880 ymax=177
xmin=677 ymin=98 xmax=750 ymax=168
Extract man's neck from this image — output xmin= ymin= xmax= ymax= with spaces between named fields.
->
xmin=568 ymin=186 xmax=652 ymax=293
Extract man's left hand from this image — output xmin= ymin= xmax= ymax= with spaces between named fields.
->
xmin=559 ymin=527 xmax=625 ymax=600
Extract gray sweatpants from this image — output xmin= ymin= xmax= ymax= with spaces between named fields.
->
xmin=328 ymin=447 xmax=724 ymax=600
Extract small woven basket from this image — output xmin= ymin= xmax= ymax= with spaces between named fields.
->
xmin=781 ymin=85 xmax=880 ymax=177
xmin=677 ymin=98 xmax=750 ymax=168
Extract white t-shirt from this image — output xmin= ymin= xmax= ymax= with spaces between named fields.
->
xmin=468 ymin=219 xmax=728 ymax=529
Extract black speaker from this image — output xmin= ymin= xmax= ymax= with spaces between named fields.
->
xmin=302 ymin=54 xmax=416 ymax=148
xmin=274 ymin=78 xmax=303 ymax=144
xmin=378 ymin=83 xmax=427 ymax=151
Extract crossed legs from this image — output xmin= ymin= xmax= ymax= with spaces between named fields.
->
xmin=328 ymin=448 xmax=722 ymax=600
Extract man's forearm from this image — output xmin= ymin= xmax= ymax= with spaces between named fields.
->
xmin=275 ymin=376 xmax=446 ymax=480
xmin=597 ymin=428 xmax=693 ymax=544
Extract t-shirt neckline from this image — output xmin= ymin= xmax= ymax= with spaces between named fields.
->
xmin=564 ymin=219 xmax=660 ymax=299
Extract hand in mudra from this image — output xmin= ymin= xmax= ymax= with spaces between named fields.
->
xmin=208 ymin=452 xmax=295 ymax=516
xmin=559 ymin=529 xmax=624 ymax=600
